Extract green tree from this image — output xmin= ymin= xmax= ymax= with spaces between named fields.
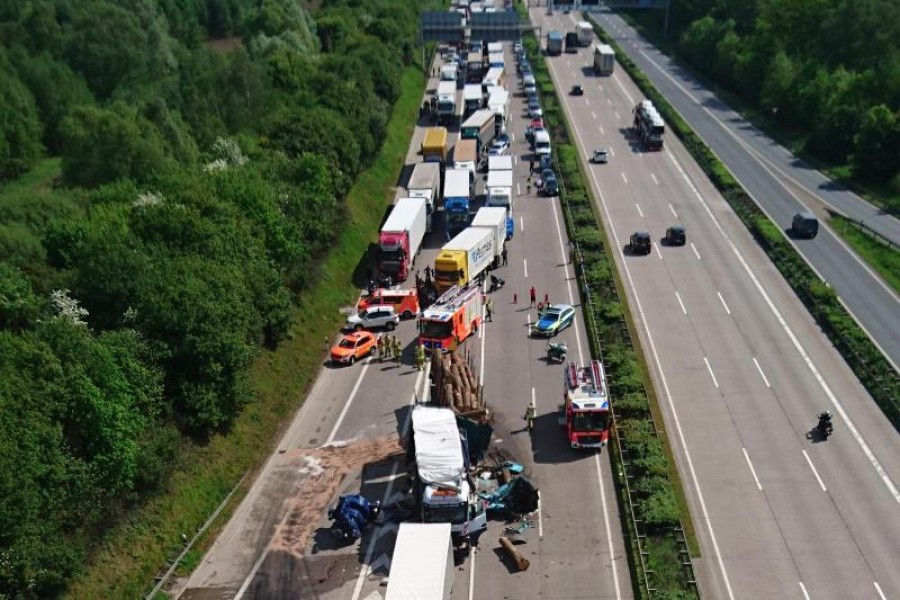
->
xmin=852 ymin=105 xmax=900 ymax=182
xmin=0 ymin=263 xmax=43 ymax=330
xmin=64 ymin=2 xmax=150 ymax=98
xmin=0 ymin=63 xmax=43 ymax=179
xmin=60 ymin=103 xmax=173 ymax=187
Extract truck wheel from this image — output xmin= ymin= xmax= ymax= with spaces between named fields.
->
xmin=402 ymin=310 xmax=414 ymax=319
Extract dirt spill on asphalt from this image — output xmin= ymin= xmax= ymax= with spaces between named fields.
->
xmin=269 ymin=435 xmax=404 ymax=557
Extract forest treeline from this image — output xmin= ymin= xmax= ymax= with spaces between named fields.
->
xmin=639 ymin=0 xmax=900 ymax=190
xmin=0 ymin=0 xmax=421 ymax=595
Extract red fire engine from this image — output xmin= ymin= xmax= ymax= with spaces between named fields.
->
xmin=558 ymin=360 xmax=611 ymax=449
xmin=417 ymin=286 xmax=483 ymax=353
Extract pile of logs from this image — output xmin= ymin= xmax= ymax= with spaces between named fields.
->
xmin=430 ymin=350 xmax=489 ymax=421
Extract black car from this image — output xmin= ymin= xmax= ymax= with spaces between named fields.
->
xmin=571 ymin=84 xmax=584 ymax=96
xmin=538 ymin=154 xmax=553 ymax=171
xmin=543 ymin=176 xmax=559 ymax=196
xmin=629 ymin=231 xmax=652 ymax=255
xmin=665 ymin=225 xmax=686 ymax=246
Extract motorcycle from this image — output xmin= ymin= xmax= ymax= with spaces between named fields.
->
xmin=816 ymin=411 xmax=834 ymax=441
xmin=489 ymin=274 xmax=505 ymax=293
xmin=546 ymin=341 xmax=568 ymax=362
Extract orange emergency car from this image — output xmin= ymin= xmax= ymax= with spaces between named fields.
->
xmin=330 ymin=331 xmax=376 ymax=365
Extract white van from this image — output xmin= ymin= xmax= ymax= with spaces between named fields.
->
xmin=533 ymin=129 xmax=551 ymax=157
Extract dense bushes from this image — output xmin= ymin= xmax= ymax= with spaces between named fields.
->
xmin=631 ymin=0 xmax=900 ymax=195
xmin=0 ymin=0 xmax=424 ymax=595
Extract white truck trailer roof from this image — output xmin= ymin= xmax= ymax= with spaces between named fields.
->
xmin=488 ymin=155 xmax=513 ymax=172
xmin=385 ymin=523 xmax=453 ymax=600
xmin=487 ymin=170 xmax=513 ymax=189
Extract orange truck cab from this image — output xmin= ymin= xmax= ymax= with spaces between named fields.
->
xmin=358 ymin=288 xmax=420 ymax=319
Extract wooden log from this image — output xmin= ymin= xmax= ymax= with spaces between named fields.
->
xmin=499 ymin=537 xmax=530 ymax=571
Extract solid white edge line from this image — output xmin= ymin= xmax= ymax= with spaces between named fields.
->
xmin=742 ymin=448 xmax=763 ymax=491
xmin=717 ymin=291 xmax=731 ymax=315
xmin=542 ymin=48 xmax=687 ymax=600
xmin=675 ymin=291 xmax=687 ymax=315
xmin=664 ymin=137 xmax=900 ymax=505
xmin=348 ymin=366 xmax=431 ymax=600
xmin=802 ymin=449 xmax=828 ymax=492
xmin=468 ymin=544 xmax=476 ymax=599
xmin=704 ymin=356 xmax=720 ymax=389
xmin=753 ymin=358 xmax=771 ymax=388
xmin=594 ymin=453 xmax=622 ymax=599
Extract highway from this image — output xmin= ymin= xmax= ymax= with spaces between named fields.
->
xmin=583 ymin=11 xmax=900 ymax=370
xmin=176 ymin=42 xmax=631 ymax=600
xmin=537 ymin=7 xmax=900 ymax=600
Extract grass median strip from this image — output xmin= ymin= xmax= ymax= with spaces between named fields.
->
xmin=518 ymin=4 xmax=700 ymax=596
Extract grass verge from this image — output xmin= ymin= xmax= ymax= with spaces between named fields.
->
xmin=829 ymin=215 xmax=900 ymax=293
xmin=63 ymin=65 xmax=426 ymax=599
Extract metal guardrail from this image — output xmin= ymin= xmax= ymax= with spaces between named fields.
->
xmin=555 ymin=166 xmax=698 ymax=596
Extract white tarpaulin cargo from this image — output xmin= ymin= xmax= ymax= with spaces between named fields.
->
xmin=411 ymin=406 xmax=464 ymax=485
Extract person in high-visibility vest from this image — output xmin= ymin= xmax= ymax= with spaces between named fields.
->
xmin=415 ymin=344 xmax=426 ymax=371
xmin=524 ymin=404 xmax=536 ymax=432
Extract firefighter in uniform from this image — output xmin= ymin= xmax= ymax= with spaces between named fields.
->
xmin=376 ymin=336 xmax=385 ymax=360
xmin=524 ymin=404 xmax=536 ymax=432
xmin=415 ymin=344 xmax=426 ymax=371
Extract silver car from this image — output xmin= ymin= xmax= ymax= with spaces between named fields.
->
xmin=346 ymin=306 xmax=399 ymax=331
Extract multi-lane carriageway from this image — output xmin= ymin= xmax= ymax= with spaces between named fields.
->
xmin=177 ymin=9 xmax=900 ymax=599
xmin=537 ymin=7 xmax=900 ymax=600
xmin=178 ymin=41 xmax=631 ymax=600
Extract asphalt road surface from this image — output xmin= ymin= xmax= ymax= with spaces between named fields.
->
xmin=176 ymin=43 xmax=631 ymax=600
xmin=537 ymin=7 xmax=900 ymax=600
xmin=580 ymin=10 xmax=900 ymax=370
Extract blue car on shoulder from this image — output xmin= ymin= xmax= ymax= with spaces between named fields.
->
xmin=531 ymin=304 xmax=575 ymax=337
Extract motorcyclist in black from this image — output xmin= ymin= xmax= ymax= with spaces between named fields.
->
xmin=817 ymin=411 xmax=833 ymax=439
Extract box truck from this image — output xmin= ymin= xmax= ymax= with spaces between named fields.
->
xmin=487 ymin=89 xmax=510 ymax=133
xmin=422 ymin=127 xmax=449 ymax=163
xmin=378 ymin=197 xmax=427 ymax=282
xmin=460 ymin=109 xmax=496 ymax=155
xmin=385 ymin=523 xmax=454 ymax=600
xmin=434 ymin=227 xmax=495 ymax=291
xmin=593 ymin=44 xmax=615 ymax=75
xmin=577 ymin=21 xmax=593 ymax=46
xmin=406 ymin=162 xmax=440 ymax=233
xmin=406 ymin=407 xmax=487 ymax=549
xmin=436 ymin=81 xmax=458 ymax=125
xmin=443 ymin=168 xmax=473 ymax=237
xmin=487 ymin=155 xmax=513 ymax=173
xmin=463 ymin=84 xmax=482 ymax=116
xmin=453 ymin=139 xmax=478 ymax=179
xmin=471 ymin=207 xmax=507 ymax=264
xmin=547 ymin=31 xmax=563 ymax=56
